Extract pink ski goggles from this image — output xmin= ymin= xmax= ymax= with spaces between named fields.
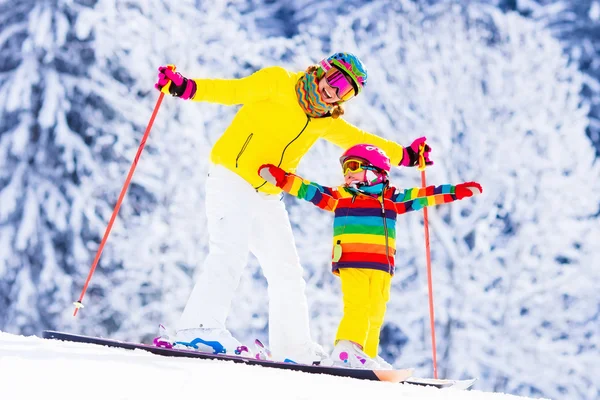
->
xmin=323 ymin=67 xmax=355 ymax=101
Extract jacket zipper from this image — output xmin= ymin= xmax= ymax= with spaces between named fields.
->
xmin=235 ymin=133 xmax=254 ymax=168
xmin=255 ymin=116 xmax=311 ymax=190
xmin=333 ymin=193 xmax=357 ymax=263
xmin=378 ymin=194 xmax=392 ymax=274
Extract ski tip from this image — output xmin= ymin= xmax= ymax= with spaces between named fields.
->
xmin=447 ymin=378 xmax=477 ymax=390
xmin=404 ymin=376 xmax=478 ymax=390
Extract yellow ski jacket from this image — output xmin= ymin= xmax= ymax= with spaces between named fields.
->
xmin=192 ymin=66 xmax=406 ymax=195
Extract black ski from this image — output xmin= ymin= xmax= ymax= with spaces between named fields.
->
xmin=42 ymin=330 xmax=475 ymax=389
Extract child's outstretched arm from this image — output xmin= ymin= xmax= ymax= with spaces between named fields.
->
xmin=258 ymin=164 xmax=339 ymax=212
xmin=392 ymin=182 xmax=482 ymax=214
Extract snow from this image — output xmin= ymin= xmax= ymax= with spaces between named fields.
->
xmin=591 ymin=2 xmax=600 ymax=21
xmin=0 ymin=331 xmax=542 ymax=400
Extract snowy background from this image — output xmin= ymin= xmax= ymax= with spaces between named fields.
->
xmin=0 ymin=1 xmax=599 ymax=399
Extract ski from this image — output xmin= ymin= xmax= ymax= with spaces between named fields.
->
xmin=42 ymin=330 xmax=409 ymax=383
xmin=403 ymin=376 xmax=477 ymax=390
xmin=42 ymin=330 xmax=475 ymax=389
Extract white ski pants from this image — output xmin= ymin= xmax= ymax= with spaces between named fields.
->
xmin=178 ymin=164 xmax=312 ymax=358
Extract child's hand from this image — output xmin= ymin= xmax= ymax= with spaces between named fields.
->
xmin=258 ymin=164 xmax=287 ymax=187
xmin=455 ymin=182 xmax=483 ymax=199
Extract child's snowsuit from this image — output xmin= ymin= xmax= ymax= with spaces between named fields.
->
xmin=272 ymin=170 xmax=466 ymax=357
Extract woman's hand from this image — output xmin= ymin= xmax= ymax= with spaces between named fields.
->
xmin=399 ymin=136 xmax=433 ymax=168
xmin=155 ymin=65 xmax=197 ymax=100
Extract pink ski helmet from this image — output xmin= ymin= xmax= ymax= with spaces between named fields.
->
xmin=339 ymin=144 xmax=391 ymax=172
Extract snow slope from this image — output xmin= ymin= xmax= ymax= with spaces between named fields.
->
xmin=0 ymin=331 xmax=545 ymax=400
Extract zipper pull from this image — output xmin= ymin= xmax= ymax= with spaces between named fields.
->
xmin=333 ymin=240 xmax=342 ymax=262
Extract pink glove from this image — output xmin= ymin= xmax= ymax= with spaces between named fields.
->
xmin=399 ymin=137 xmax=433 ymax=168
xmin=455 ymin=182 xmax=483 ymax=200
xmin=258 ymin=164 xmax=287 ymax=187
xmin=155 ymin=66 xmax=197 ymax=100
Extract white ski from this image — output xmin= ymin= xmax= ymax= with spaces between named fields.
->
xmin=404 ymin=377 xmax=477 ymax=390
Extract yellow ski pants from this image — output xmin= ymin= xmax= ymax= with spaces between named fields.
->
xmin=335 ymin=268 xmax=392 ymax=358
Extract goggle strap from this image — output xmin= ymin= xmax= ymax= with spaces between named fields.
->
xmin=319 ymin=59 xmax=333 ymax=71
xmin=362 ymin=165 xmax=380 ymax=171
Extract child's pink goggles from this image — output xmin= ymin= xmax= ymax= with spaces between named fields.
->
xmin=324 ymin=68 xmax=355 ymax=101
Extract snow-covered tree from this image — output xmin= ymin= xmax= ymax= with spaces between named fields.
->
xmin=0 ymin=0 xmax=210 ymax=339
xmin=0 ymin=0 xmax=126 ymax=334
xmin=473 ymin=0 xmax=600 ymax=154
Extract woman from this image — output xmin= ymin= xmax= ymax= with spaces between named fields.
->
xmin=155 ymin=52 xmax=433 ymax=364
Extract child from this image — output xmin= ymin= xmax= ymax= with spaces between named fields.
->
xmin=258 ymin=144 xmax=482 ymax=369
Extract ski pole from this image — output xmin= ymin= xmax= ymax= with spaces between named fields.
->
xmin=418 ymin=146 xmax=438 ymax=379
xmin=73 ymin=91 xmax=166 ymax=316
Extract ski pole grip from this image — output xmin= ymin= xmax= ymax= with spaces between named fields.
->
xmin=160 ymin=64 xmax=177 ymax=95
xmin=417 ymin=143 xmax=427 ymax=171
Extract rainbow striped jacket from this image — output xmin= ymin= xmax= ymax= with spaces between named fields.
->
xmin=277 ymin=173 xmax=462 ymax=275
